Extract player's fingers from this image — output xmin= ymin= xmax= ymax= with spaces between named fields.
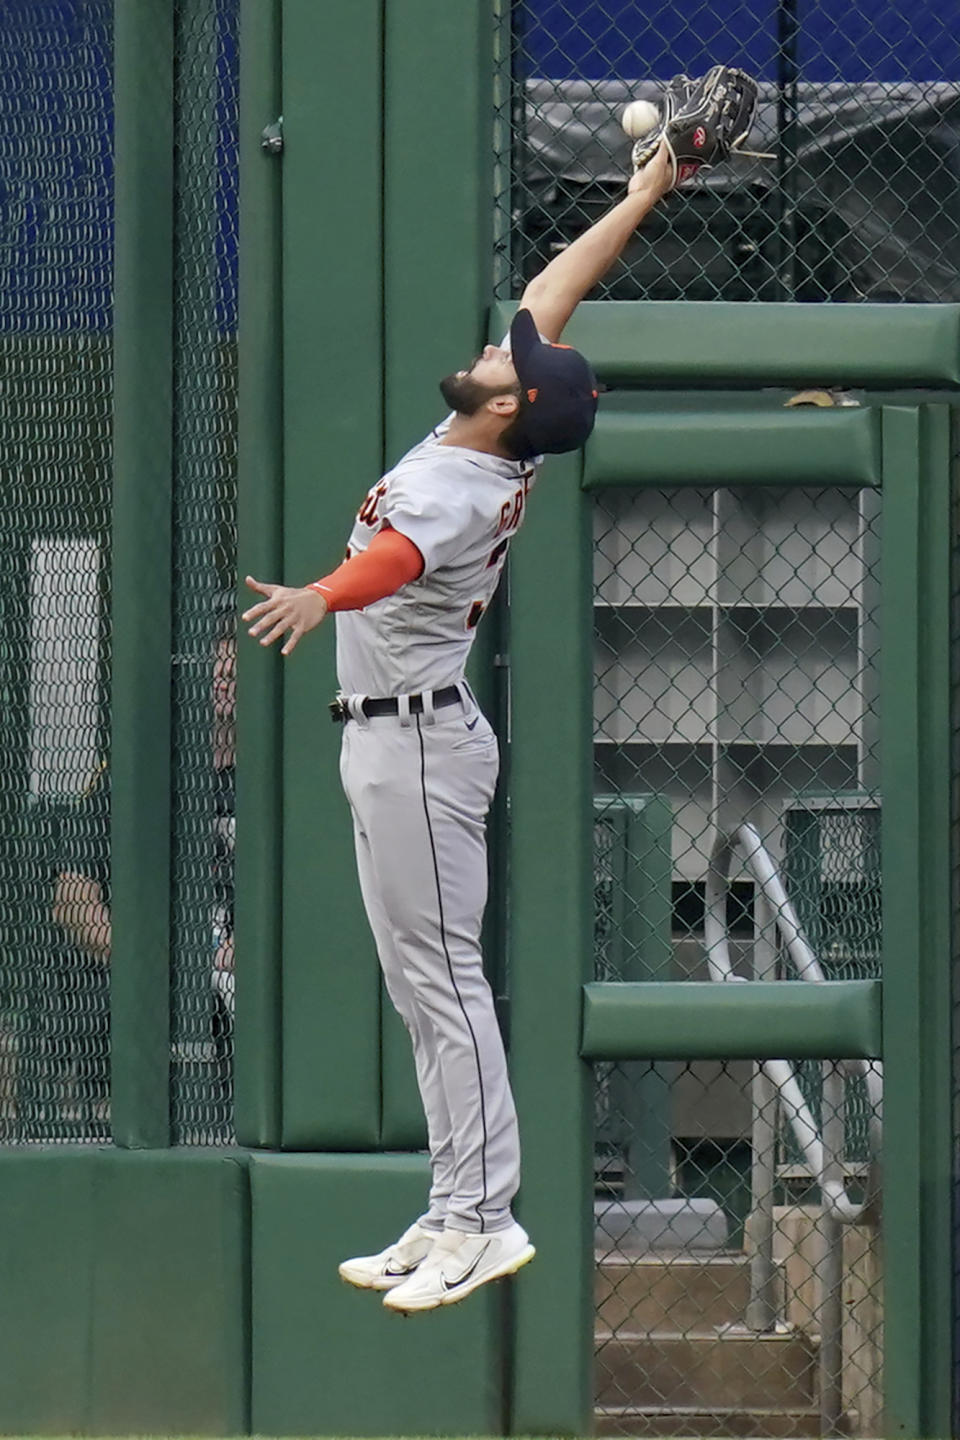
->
xmin=242 ymin=598 xmax=275 ymax=625
xmin=244 ymin=575 xmax=276 ymax=599
xmin=259 ymin=617 xmax=291 ymax=648
xmin=280 ymin=625 xmax=303 ymax=657
xmin=249 ymin=608 xmax=284 ymax=640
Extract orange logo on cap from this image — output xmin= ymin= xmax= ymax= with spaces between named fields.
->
xmin=527 ymin=388 xmax=539 ymax=403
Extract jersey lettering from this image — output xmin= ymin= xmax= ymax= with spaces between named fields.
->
xmin=466 ymin=600 xmax=485 ymax=630
xmin=493 ymin=480 xmax=528 ymax=539
xmin=486 ymin=538 xmax=509 ymax=570
xmin=357 ymin=483 xmax=388 ymax=527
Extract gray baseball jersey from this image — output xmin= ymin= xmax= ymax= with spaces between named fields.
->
xmin=335 ymin=419 xmax=539 ymax=696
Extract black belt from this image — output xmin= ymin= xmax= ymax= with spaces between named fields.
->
xmin=329 ymin=685 xmax=463 ymax=723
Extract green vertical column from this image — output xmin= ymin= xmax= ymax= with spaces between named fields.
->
xmin=278 ymin=0 xmax=383 ymax=1147
xmin=614 ymin=795 xmax=673 ymax=1201
xmin=379 ymin=0 xmax=495 ymax=1147
xmin=509 ymin=452 xmax=594 ymax=1435
xmin=235 ymin=0 xmax=283 ymax=1147
xmin=110 ymin=0 xmax=174 ymax=1148
xmin=382 ymin=0 xmax=493 ymax=462
xmin=881 ymin=405 xmax=953 ymax=1439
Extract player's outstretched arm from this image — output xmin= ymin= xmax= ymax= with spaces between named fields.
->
xmin=242 ymin=530 xmax=423 ymax=656
xmin=518 ymin=143 xmax=671 ymax=343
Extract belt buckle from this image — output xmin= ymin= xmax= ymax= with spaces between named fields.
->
xmin=329 ymin=698 xmax=349 ymax=724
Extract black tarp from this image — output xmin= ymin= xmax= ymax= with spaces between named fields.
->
xmin=517 ymin=80 xmax=960 ymax=301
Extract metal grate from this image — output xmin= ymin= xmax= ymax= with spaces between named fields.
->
xmin=169 ymin=0 xmax=240 ymax=1145
xmin=592 ymin=486 xmax=882 ymax=1437
xmin=0 ymin=0 xmax=113 ymax=1143
xmin=494 ymin=0 xmax=960 ymax=303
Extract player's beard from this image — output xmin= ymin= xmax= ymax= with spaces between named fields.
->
xmin=439 ymin=372 xmax=519 ymax=416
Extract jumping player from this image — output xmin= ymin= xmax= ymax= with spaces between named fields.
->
xmin=244 ymin=78 xmax=754 ymax=1312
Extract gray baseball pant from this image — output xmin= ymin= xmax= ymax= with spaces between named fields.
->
xmin=339 ymin=693 xmax=520 ymax=1234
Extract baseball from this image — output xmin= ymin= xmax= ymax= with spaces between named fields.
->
xmin=621 ymin=99 xmax=660 ymax=139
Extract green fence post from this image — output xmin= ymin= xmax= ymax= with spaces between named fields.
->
xmin=382 ymin=0 xmax=493 ymax=463
xmin=235 ymin=0 xmax=284 ymax=1148
xmin=379 ymin=0 xmax=496 ymax=1147
xmin=110 ymin=0 xmax=174 ymax=1148
xmin=598 ymin=795 xmax=673 ymax=1200
xmin=881 ymin=404 xmax=953 ymax=1439
xmin=277 ymin=0 xmax=383 ymax=1147
xmin=510 ymin=452 xmax=594 ymax=1435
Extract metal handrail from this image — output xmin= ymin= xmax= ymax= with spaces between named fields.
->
xmin=705 ymin=822 xmax=882 ymax=1432
xmin=705 ymin=821 xmax=882 ymax=1222
xmin=705 ymin=822 xmax=825 ymax=983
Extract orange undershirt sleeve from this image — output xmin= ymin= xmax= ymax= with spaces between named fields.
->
xmin=308 ymin=525 xmax=424 ymax=612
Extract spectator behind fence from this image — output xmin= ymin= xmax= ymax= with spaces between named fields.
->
xmin=52 ymin=624 xmax=238 ymax=1117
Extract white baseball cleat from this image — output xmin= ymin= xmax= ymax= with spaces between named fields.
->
xmin=382 ymin=1221 xmax=535 ymax=1313
xmin=338 ymin=1220 xmax=439 ymax=1291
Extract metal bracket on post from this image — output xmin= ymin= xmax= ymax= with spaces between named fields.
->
xmin=260 ymin=116 xmax=283 ymax=154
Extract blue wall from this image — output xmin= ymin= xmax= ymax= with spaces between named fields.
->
xmin=518 ymin=0 xmax=960 ymax=84
xmin=0 ymin=0 xmax=239 ymax=337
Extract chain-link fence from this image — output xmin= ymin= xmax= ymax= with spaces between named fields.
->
xmin=170 ymin=0 xmax=239 ymax=1145
xmin=954 ymin=451 xmax=960 ymax=1440
xmin=494 ymin=0 xmax=960 ymax=303
xmin=0 ymin=0 xmax=240 ymax=1147
xmin=0 ymin=0 xmax=113 ymax=1143
xmin=592 ymin=484 xmax=882 ymax=1437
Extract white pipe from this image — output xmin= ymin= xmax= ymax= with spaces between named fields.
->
xmin=706 ymin=825 xmax=880 ymax=1224
xmin=733 ymin=823 xmax=826 ymax=983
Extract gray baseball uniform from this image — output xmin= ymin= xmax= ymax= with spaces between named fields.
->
xmin=336 ymin=405 xmax=540 ymax=1236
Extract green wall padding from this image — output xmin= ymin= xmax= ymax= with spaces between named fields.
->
xmin=490 ymin=299 xmax=960 ymax=389
xmin=581 ymin=979 xmax=883 ymax=1060
xmin=584 ymin=404 xmax=882 ymax=489
xmin=250 ymin=1153 xmax=505 ymax=1436
xmin=0 ymin=1148 xmax=248 ymax=1436
xmin=279 ymin=0 xmax=383 ymax=1149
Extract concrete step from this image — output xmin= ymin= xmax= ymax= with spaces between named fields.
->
xmin=596 ymin=1329 xmax=818 ymax=1410
xmin=594 ymin=1404 xmax=835 ymax=1438
xmin=596 ymin=1197 xmax=730 ymax=1252
xmin=597 ymin=1250 xmax=764 ymax=1332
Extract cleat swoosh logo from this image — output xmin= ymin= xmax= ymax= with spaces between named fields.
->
xmin=440 ymin=1241 xmax=491 ymax=1291
xmin=383 ymin=1260 xmax=419 ymax=1277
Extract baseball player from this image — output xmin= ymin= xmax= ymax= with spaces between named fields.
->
xmin=243 ymin=69 xmax=759 ymax=1314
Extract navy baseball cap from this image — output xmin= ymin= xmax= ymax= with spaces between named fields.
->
xmin=506 ymin=308 xmax=599 ymax=459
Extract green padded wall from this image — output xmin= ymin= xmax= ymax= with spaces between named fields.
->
xmin=279 ymin=0 xmax=383 ymax=1148
xmin=584 ymin=403 xmax=882 ymax=489
xmin=581 ymin=980 xmax=883 ymax=1060
xmin=0 ymin=1149 xmax=248 ymax=1435
xmin=250 ymin=1153 xmax=506 ymax=1435
xmin=490 ymin=299 xmax=960 ymax=388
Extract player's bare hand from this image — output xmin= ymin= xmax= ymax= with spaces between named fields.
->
xmin=242 ymin=576 xmax=328 ymax=656
xmin=628 ymin=140 xmax=670 ymax=198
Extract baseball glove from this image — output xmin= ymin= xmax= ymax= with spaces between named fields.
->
xmin=632 ymin=65 xmax=765 ymax=189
